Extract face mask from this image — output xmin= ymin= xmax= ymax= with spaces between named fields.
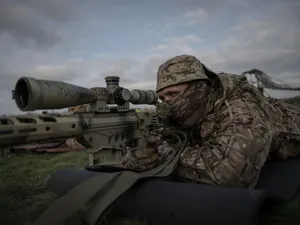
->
xmin=168 ymin=80 xmax=213 ymax=128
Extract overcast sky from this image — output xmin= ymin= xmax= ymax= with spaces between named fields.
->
xmin=0 ymin=0 xmax=300 ymax=114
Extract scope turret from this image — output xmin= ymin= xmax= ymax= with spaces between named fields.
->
xmin=12 ymin=76 xmax=158 ymax=112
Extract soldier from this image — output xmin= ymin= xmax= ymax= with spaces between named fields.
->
xmin=122 ymin=55 xmax=300 ymax=188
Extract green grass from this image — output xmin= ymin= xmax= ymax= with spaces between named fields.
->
xmin=0 ymin=152 xmax=300 ymax=225
xmin=281 ymin=96 xmax=300 ymax=107
xmin=0 ymin=151 xmax=88 ymax=225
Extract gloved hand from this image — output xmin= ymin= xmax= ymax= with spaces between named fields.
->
xmin=157 ymin=141 xmax=176 ymax=162
xmin=122 ymin=131 xmax=163 ymax=171
xmin=144 ymin=131 xmax=177 ymax=163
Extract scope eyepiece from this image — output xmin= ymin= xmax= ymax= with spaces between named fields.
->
xmin=130 ymin=90 xmax=157 ymax=105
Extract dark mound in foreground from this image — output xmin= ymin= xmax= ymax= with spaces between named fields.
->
xmin=47 ymin=156 xmax=300 ymax=225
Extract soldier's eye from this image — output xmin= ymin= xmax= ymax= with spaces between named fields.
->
xmin=170 ymin=92 xmax=179 ymax=97
xmin=158 ymin=96 xmax=165 ymax=101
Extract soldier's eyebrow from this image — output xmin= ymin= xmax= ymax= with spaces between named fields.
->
xmin=167 ymin=90 xmax=181 ymax=95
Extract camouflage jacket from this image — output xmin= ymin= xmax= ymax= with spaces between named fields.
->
xmin=122 ymin=73 xmax=300 ymax=188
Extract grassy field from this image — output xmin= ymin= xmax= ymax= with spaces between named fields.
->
xmin=0 ymin=151 xmax=300 ymax=225
xmin=281 ymin=96 xmax=300 ymax=106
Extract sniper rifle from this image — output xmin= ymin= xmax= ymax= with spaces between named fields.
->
xmin=0 ymin=76 xmax=159 ymax=165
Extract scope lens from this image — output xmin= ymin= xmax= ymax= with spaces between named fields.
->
xmin=14 ymin=78 xmax=30 ymax=110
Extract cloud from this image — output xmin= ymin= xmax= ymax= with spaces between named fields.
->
xmin=0 ymin=1 xmax=299 ymax=115
xmin=182 ymin=8 xmax=208 ymax=25
xmin=150 ymin=35 xmax=202 ymax=53
xmin=0 ymin=0 xmax=78 ymax=48
xmin=197 ymin=2 xmax=300 ymax=78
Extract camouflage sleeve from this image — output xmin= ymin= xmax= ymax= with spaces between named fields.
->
xmin=177 ymin=98 xmax=274 ymax=188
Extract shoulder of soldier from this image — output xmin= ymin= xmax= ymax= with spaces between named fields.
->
xmin=212 ymin=71 xmax=258 ymax=107
xmin=217 ymin=71 xmax=247 ymax=80
xmin=216 ymin=71 xmax=249 ymax=89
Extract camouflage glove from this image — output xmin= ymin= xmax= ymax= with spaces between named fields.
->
xmin=157 ymin=140 xmax=176 ymax=162
xmin=122 ymin=131 xmax=163 ymax=171
xmin=147 ymin=129 xmax=177 ymax=162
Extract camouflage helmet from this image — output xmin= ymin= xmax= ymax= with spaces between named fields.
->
xmin=156 ymin=55 xmax=209 ymax=92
